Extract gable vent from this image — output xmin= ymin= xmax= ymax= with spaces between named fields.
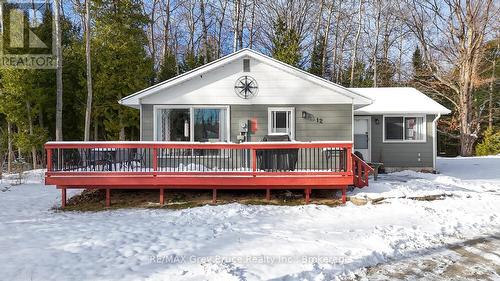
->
xmin=243 ymin=59 xmax=250 ymax=72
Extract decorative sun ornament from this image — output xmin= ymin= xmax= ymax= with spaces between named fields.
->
xmin=234 ymin=76 xmax=258 ymax=99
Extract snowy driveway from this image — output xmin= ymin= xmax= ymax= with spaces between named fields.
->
xmin=0 ymin=156 xmax=499 ymax=281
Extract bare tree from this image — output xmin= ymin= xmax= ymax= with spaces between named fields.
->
xmin=321 ymin=0 xmax=335 ymax=77
xmin=401 ymin=0 xmax=497 ymax=156
xmin=372 ymin=0 xmax=381 ymax=87
xmin=233 ymin=0 xmax=241 ymax=52
xmin=350 ymin=0 xmax=363 ymax=87
xmin=54 ymin=0 xmax=63 ymax=141
xmin=488 ymin=38 xmax=498 ymax=129
xmin=200 ymin=0 xmax=209 ymax=63
xmin=248 ymin=0 xmax=256 ymax=48
xmin=84 ymin=0 xmax=93 ymax=141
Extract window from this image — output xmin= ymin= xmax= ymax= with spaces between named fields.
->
xmin=156 ymin=108 xmax=190 ymax=141
xmin=268 ymin=108 xmax=294 ymax=139
xmin=155 ymin=106 xmax=229 ymax=142
xmin=384 ymin=116 xmax=425 ymax=142
xmin=193 ymin=108 xmax=227 ymax=142
xmin=243 ymin=59 xmax=250 ymax=72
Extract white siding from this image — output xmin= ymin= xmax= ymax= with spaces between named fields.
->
xmin=141 ymin=57 xmax=354 ymax=105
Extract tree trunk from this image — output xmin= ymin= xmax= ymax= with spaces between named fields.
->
xmin=93 ymin=115 xmax=98 ymax=141
xmin=54 ymin=0 xmax=63 ymax=141
xmin=216 ymin=0 xmax=228 ymax=58
xmin=488 ymin=40 xmax=497 ymax=130
xmin=26 ymin=102 xmax=37 ymax=169
xmin=249 ymin=0 xmax=256 ymax=48
xmin=321 ymin=1 xmax=334 ymax=77
xmin=238 ymin=0 xmax=247 ymax=49
xmin=84 ymin=0 xmax=93 ymax=142
xmin=7 ymin=122 xmax=12 ymax=174
xmin=161 ymin=0 xmax=171 ymax=60
xmin=232 ymin=0 xmax=240 ymax=52
xmin=312 ymin=0 xmax=324 ymax=54
xmin=372 ymin=0 xmax=381 ymax=88
xmin=331 ymin=0 xmax=341 ymax=82
xmin=349 ymin=0 xmax=363 ymax=87
xmin=200 ymin=0 xmax=209 ymax=63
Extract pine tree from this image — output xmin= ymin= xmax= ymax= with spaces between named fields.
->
xmin=271 ymin=17 xmax=301 ymax=67
xmin=309 ymin=35 xmax=325 ymax=76
xmin=412 ymin=46 xmax=426 ymax=79
xmin=157 ymin=51 xmax=178 ymax=82
xmin=92 ymin=0 xmax=154 ymax=140
xmin=180 ymin=50 xmax=204 ymax=73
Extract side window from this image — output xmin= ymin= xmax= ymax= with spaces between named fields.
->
xmin=268 ymin=108 xmax=294 ymax=139
xmin=384 ymin=116 xmax=425 ymax=142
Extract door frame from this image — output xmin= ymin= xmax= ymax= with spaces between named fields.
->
xmin=354 ymin=116 xmax=371 ymax=163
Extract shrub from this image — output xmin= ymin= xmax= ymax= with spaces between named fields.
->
xmin=476 ymin=128 xmax=500 ymax=156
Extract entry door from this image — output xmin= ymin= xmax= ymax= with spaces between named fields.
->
xmin=354 ymin=117 xmax=371 ymax=162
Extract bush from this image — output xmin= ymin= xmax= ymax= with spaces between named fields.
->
xmin=476 ymin=128 xmax=500 ymax=156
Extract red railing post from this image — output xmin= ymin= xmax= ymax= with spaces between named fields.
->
xmin=46 ymin=148 xmax=52 ymax=173
xmin=152 ymin=147 xmax=158 ymax=174
xmin=346 ymin=146 xmax=353 ymax=174
xmin=251 ymin=148 xmax=257 ymax=174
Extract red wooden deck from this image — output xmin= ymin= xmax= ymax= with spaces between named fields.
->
xmin=44 ymin=141 xmax=373 ymax=207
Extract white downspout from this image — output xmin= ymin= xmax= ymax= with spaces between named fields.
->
xmin=432 ymin=113 xmax=441 ymax=171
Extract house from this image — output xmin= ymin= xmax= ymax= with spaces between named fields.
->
xmin=119 ymin=48 xmax=450 ymax=171
xmin=44 ymin=48 xmax=450 ymax=207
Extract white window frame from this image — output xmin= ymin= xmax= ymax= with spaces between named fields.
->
xmin=383 ymin=114 xmax=427 ymax=143
xmin=153 ymin=105 xmax=231 ymax=142
xmin=267 ymin=107 xmax=295 ymax=140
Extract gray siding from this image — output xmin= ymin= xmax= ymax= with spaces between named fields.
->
xmin=141 ymin=104 xmax=353 ymax=142
xmin=368 ymin=114 xmax=435 ymax=168
xmin=231 ymin=104 xmax=352 ymax=142
xmin=141 ymin=104 xmax=154 ymax=141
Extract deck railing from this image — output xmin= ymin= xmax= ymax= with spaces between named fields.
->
xmin=45 ymin=141 xmax=353 ymax=175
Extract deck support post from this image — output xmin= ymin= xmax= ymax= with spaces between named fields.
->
xmin=305 ymin=188 xmax=311 ymax=204
xmin=159 ymin=188 xmax=165 ymax=206
xmin=266 ymin=189 xmax=271 ymax=201
xmin=105 ymin=188 xmax=111 ymax=207
xmin=341 ymin=186 xmax=346 ymax=204
xmin=61 ymin=187 xmax=66 ymax=208
xmin=212 ymin=189 xmax=217 ymax=204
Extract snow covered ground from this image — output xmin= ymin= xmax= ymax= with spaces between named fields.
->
xmin=0 ymin=156 xmax=499 ymax=281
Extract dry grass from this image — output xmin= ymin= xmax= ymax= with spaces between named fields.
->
xmin=60 ymin=189 xmax=346 ymax=212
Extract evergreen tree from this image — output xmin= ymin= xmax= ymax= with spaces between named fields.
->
xmin=157 ymin=51 xmax=178 ymax=82
xmin=92 ymin=0 xmax=154 ymax=140
xmin=271 ymin=17 xmax=301 ymax=67
xmin=309 ymin=35 xmax=325 ymax=76
xmin=377 ymin=58 xmax=396 ymax=87
xmin=179 ymin=50 xmax=204 ymax=73
xmin=342 ymin=61 xmax=372 ymax=87
xmin=412 ymin=46 xmax=426 ymax=79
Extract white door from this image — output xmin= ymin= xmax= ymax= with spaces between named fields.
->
xmin=354 ymin=117 xmax=371 ymax=162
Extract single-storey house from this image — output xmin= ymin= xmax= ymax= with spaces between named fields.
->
xmin=45 ymin=48 xmax=451 ymax=207
xmin=119 ymin=48 xmax=450 ymax=171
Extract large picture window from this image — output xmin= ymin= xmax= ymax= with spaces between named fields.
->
xmin=155 ymin=106 xmax=229 ymax=142
xmin=268 ymin=107 xmax=295 ymax=139
xmin=384 ymin=116 xmax=425 ymax=142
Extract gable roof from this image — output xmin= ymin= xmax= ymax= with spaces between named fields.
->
xmin=119 ymin=48 xmax=373 ymax=107
xmin=352 ymin=87 xmax=451 ymax=115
